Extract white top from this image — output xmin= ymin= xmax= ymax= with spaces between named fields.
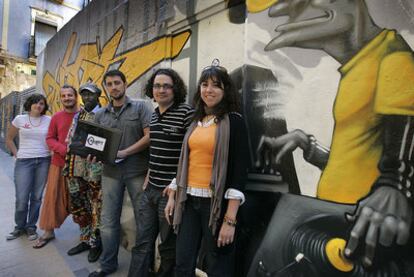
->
xmin=168 ymin=178 xmax=246 ymax=205
xmin=12 ymin=114 xmax=51 ymax=159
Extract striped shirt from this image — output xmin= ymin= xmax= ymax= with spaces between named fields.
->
xmin=148 ymin=103 xmax=194 ymax=188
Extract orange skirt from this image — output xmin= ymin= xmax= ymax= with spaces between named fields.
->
xmin=39 ymin=164 xmax=69 ymax=230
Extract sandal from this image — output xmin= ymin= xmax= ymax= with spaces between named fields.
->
xmin=33 ymin=236 xmax=55 ymax=249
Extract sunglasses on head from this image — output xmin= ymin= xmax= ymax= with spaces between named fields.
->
xmin=202 ymin=58 xmax=228 ymax=73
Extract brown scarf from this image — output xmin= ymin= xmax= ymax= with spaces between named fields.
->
xmin=173 ymin=114 xmax=230 ymax=235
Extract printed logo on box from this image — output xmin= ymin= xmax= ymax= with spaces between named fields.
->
xmin=85 ymin=134 xmax=106 ymax=151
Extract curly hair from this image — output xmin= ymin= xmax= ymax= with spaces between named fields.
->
xmin=145 ymin=68 xmax=187 ymax=104
xmin=23 ymin=93 xmax=49 ymax=115
xmin=192 ymin=66 xmax=240 ymax=122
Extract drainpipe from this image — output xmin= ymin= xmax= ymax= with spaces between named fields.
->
xmin=1 ymin=0 xmax=10 ymax=52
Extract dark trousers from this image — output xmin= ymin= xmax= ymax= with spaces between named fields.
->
xmin=175 ymin=195 xmax=235 ymax=277
xmin=128 ymin=185 xmax=176 ymax=277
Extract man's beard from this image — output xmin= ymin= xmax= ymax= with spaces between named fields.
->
xmin=111 ymin=90 xmax=125 ymax=100
xmin=62 ymin=102 xmax=76 ymax=109
xmin=84 ymin=102 xmax=97 ymax=112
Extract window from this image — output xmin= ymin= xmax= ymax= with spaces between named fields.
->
xmin=34 ymin=21 xmax=57 ymax=56
xmin=29 ymin=7 xmax=62 ymax=57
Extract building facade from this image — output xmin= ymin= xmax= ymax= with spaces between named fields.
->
xmin=0 ymin=0 xmax=85 ymax=99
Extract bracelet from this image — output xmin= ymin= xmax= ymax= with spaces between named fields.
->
xmin=223 ymin=215 xmax=237 ymax=227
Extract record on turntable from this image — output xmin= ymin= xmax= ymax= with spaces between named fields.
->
xmin=248 ymin=193 xmax=414 ymax=277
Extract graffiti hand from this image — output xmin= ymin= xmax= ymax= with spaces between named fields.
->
xmin=345 ymin=186 xmax=412 ymax=267
xmin=255 ymin=130 xmax=309 ymax=169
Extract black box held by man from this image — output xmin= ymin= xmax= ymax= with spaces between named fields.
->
xmin=69 ymin=120 xmax=122 ymax=164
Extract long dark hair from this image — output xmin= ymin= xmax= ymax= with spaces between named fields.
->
xmin=24 ymin=93 xmax=49 ymax=115
xmin=192 ymin=66 xmax=240 ymax=122
xmin=145 ymin=68 xmax=187 ymax=104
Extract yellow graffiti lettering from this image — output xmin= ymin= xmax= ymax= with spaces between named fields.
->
xmin=42 ymin=26 xmax=191 ymax=114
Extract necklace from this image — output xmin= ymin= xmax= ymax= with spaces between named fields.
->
xmin=29 ymin=115 xmax=42 ymax=127
xmin=198 ymin=115 xmax=216 ymax=127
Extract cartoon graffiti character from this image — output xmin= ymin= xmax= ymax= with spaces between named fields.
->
xmin=250 ymin=0 xmax=414 ymax=270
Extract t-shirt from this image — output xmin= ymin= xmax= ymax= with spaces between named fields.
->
xmin=12 ymin=114 xmax=51 ymax=159
xmin=148 ymin=103 xmax=193 ymax=188
xmin=317 ymin=30 xmax=414 ymax=204
xmin=188 ymin=124 xmax=217 ymax=189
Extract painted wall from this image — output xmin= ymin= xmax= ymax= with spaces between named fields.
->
xmin=35 ymin=0 xmax=414 ymax=275
xmin=246 ymin=0 xmax=414 ymax=196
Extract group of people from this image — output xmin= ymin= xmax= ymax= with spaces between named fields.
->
xmin=6 ymin=82 xmax=104 ymax=263
xmin=6 ymin=62 xmax=249 ymax=277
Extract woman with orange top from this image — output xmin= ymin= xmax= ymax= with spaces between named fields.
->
xmin=164 ymin=60 xmax=249 ymax=277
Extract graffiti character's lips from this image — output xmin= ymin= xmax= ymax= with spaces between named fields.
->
xmin=265 ymin=10 xmax=334 ymax=51
xmin=275 ymin=11 xmax=332 ymax=32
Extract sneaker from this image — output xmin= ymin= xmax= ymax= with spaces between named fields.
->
xmin=26 ymin=229 xmax=38 ymax=241
xmin=6 ymin=229 xmax=25 ymax=241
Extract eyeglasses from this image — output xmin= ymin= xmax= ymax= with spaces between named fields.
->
xmin=202 ymin=58 xmax=227 ymax=73
xmin=153 ymin=83 xmax=174 ymax=90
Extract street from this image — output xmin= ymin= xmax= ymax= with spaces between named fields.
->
xmin=0 ymin=149 xmax=130 ymax=277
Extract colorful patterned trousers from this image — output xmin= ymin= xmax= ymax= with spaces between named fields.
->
xmin=67 ymin=177 xmax=102 ymax=247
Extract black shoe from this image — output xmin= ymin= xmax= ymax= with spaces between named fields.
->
xmin=67 ymin=242 xmax=91 ymax=256
xmin=88 ymin=270 xmax=110 ymax=277
xmin=26 ymin=228 xmax=38 ymax=241
xmin=6 ymin=228 xmax=25 ymax=240
xmin=88 ymin=246 xmax=102 ymax=263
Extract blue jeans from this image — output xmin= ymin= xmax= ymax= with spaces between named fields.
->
xmin=99 ymin=174 xmax=144 ymax=273
xmin=14 ymin=157 xmax=51 ymax=231
xmin=175 ymin=195 xmax=235 ymax=277
xmin=128 ymin=185 xmax=176 ymax=277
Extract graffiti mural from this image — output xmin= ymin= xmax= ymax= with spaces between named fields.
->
xmin=24 ymin=0 xmax=414 ymax=276
xmin=42 ymin=27 xmax=190 ymax=113
xmin=246 ymin=0 xmax=414 ymax=276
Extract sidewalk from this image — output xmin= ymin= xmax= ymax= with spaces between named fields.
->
xmin=0 ymin=150 xmax=130 ymax=277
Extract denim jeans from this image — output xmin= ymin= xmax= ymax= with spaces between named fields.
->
xmin=128 ymin=185 xmax=176 ymax=277
xmin=14 ymin=156 xmax=51 ymax=231
xmin=99 ymin=174 xmax=144 ymax=273
xmin=175 ymin=196 xmax=235 ymax=277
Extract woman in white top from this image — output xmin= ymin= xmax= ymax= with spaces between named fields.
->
xmin=5 ymin=94 xmax=51 ymax=241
